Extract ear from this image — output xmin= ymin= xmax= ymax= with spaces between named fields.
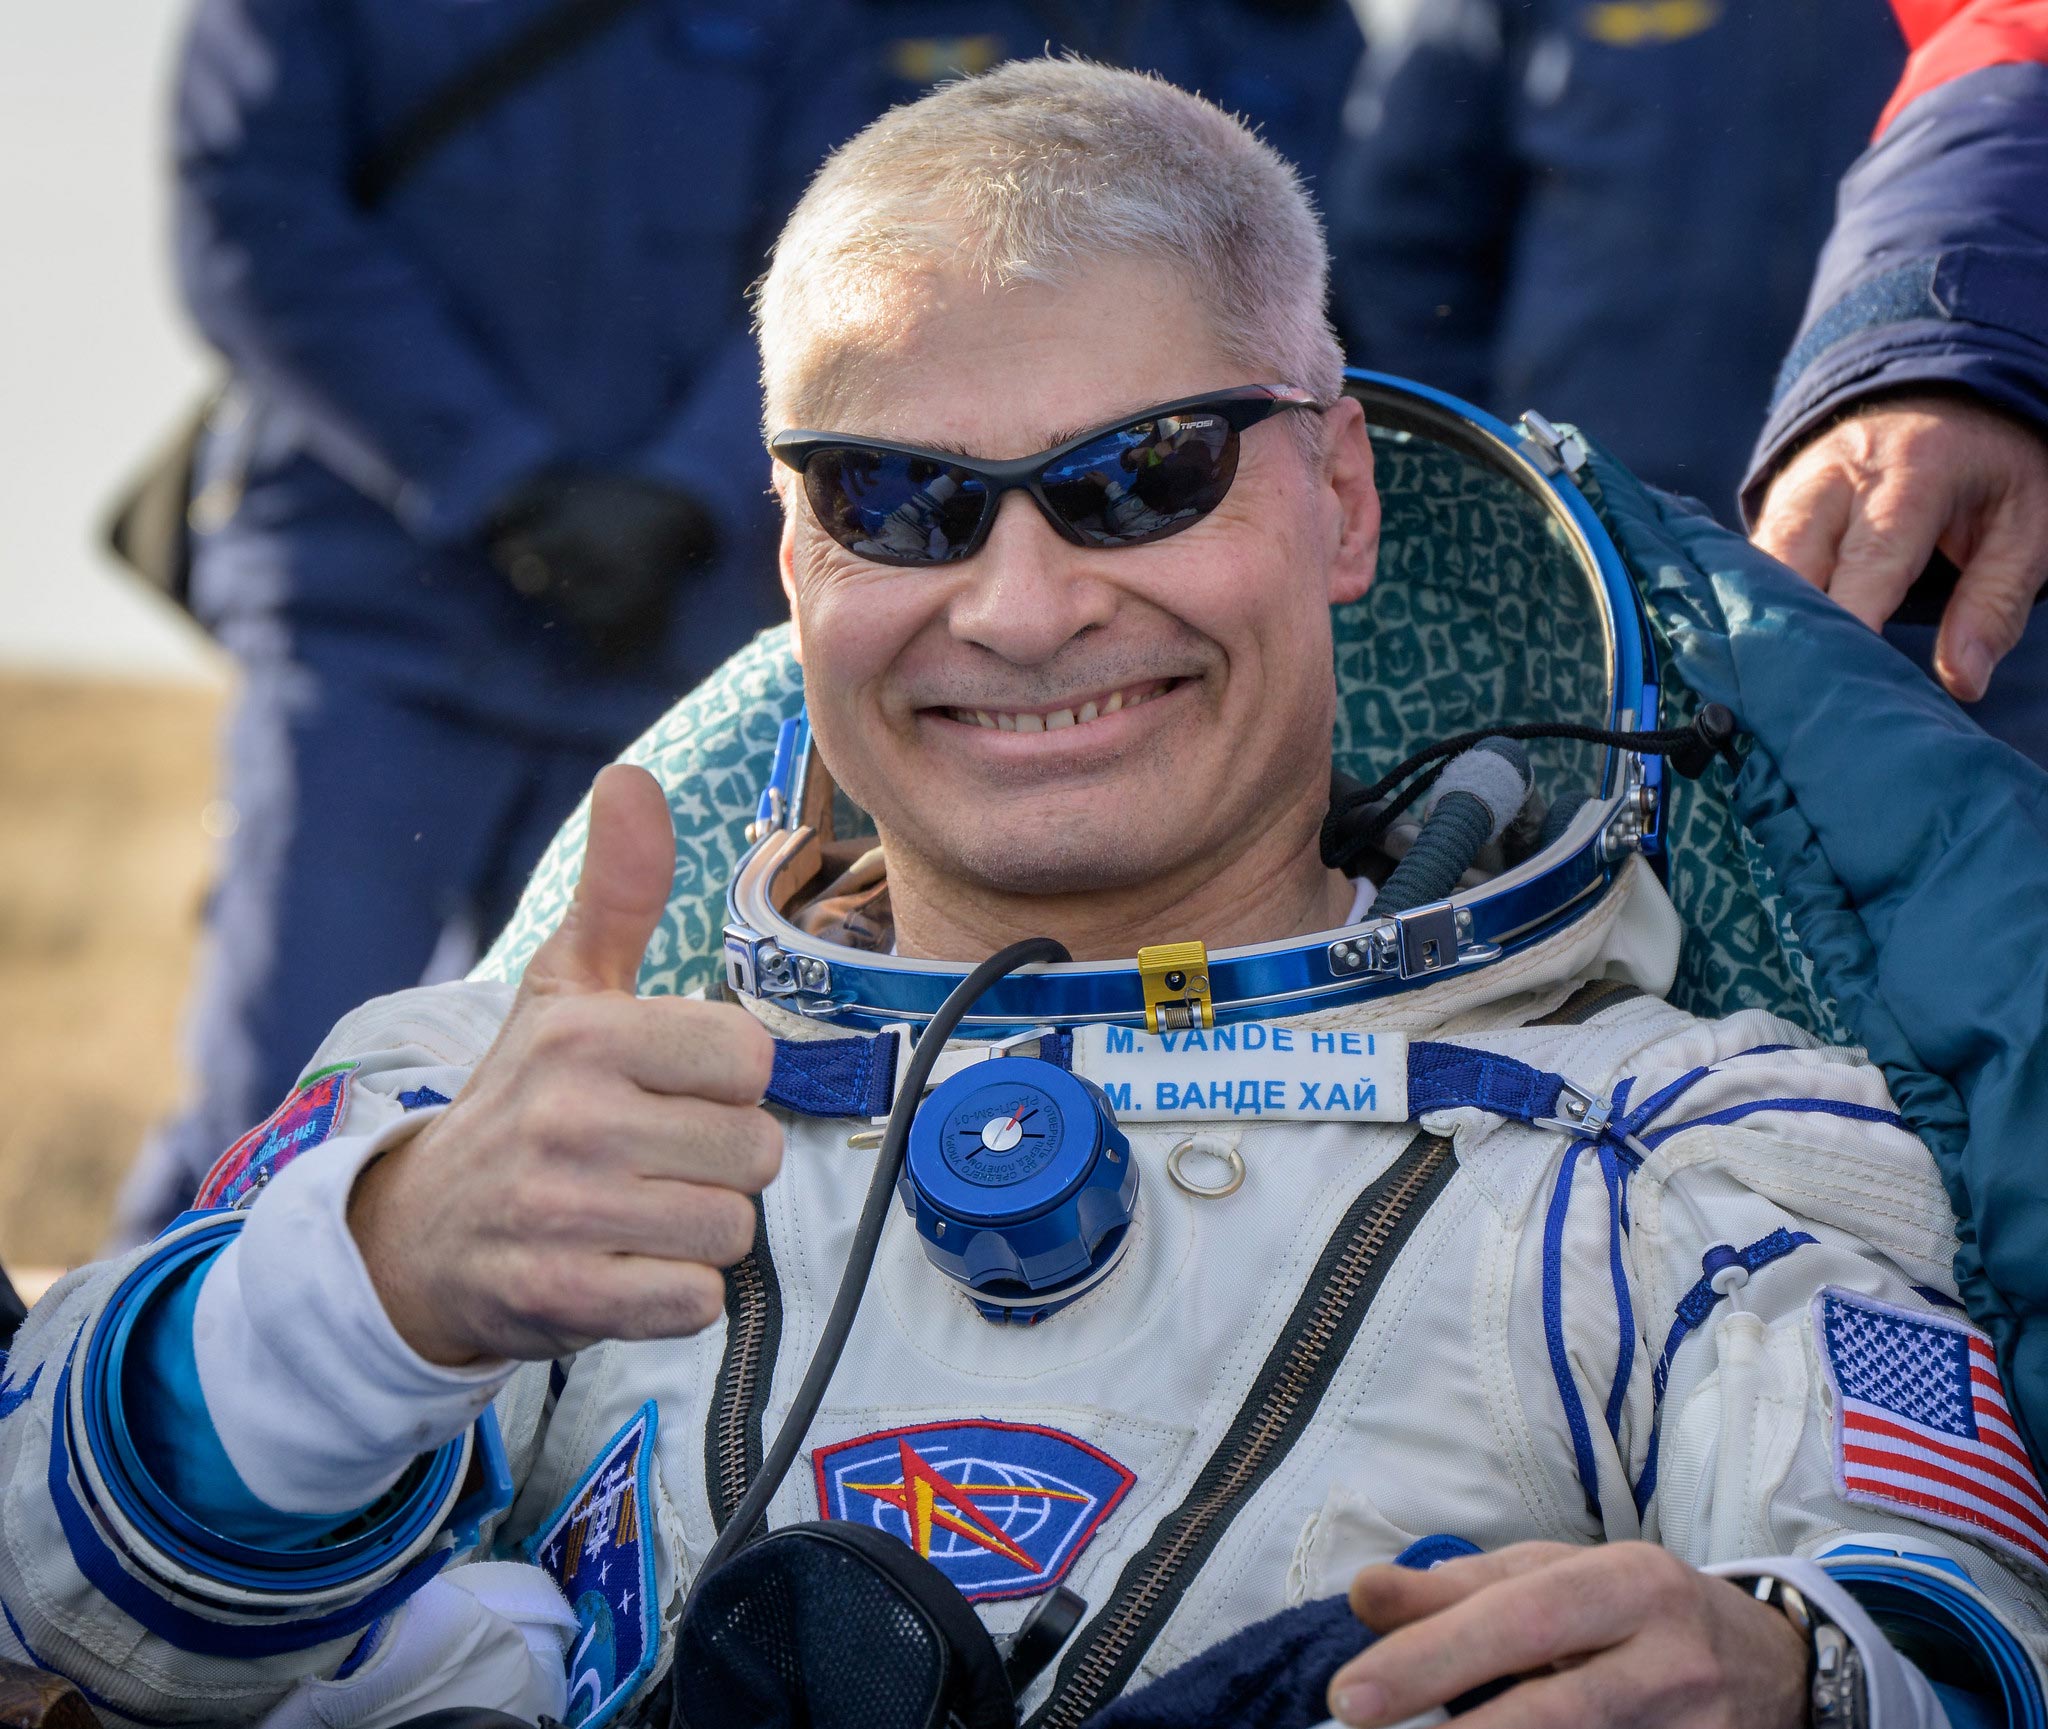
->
xmin=773 ymin=463 xmax=805 ymax=664
xmin=1321 ymin=396 xmax=1380 ymax=607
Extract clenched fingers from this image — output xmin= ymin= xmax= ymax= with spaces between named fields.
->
xmin=505 ymin=1169 xmax=762 ymax=1265
xmin=1441 ymin=1576 xmax=1808 ymax=1729
xmin=509 ymin=1082 xmax=783 ymax=1192
xmin=488 ymin=1250 xmax=731 ymax=1355
xmin=513 ymin=991 xmax=775 ymax=1104
xmin=1753 ymin=395 xmax=2048 ymax=701
xmin=1332 ymin=1545 xmax=1808 ymax=1729
xmin=1754 ymin=437 xmax=1950 ymax=632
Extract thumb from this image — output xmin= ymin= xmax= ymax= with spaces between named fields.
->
xmin=523 ymin=764 xmax=676 ymax=995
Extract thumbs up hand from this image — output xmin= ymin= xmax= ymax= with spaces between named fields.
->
xmin=348 ymin=765 xmax=781 ymax=1367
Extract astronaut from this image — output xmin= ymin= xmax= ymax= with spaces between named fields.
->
xmin=5 ymin=57 xmax=2048 ymax=1729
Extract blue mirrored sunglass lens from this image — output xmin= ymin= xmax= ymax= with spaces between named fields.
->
xmin=1039 ymin=413 xmax=1237 ymax=545
xmin=805 ymin=450 xmax=988 ymax=563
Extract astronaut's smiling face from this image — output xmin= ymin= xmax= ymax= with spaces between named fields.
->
xmin=775 ymin=257 xmax=1381 ymax=953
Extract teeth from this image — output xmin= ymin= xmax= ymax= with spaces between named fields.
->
xmin=956 ymin=682 xmax=1170 ymax=732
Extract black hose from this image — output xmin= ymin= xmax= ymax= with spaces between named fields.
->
xmin=688 ymin=936 xmax=1071 ymax=1589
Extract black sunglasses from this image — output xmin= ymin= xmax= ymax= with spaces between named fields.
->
xmin=769 ymin=385 xmax=1325 ymax=568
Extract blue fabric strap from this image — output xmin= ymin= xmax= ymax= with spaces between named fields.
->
xmin=1406 ymin=1043 xmax=1572 ymax=1123
xmin=765 ymin=1032 xmax=900 ymax=1117
xmin=766 ymin=1030 xmax=1082 ymax=1117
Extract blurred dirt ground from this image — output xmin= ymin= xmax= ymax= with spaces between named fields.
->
xmin=0 ymin=672 xmax=222 ymax=1275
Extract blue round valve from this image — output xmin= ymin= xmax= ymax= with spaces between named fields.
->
xmin=902 ymin=1057 xmax=1137 ymax=1325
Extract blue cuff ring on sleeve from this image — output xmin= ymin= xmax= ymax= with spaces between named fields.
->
xmin=1824 ymin=1556 xmax=2046 ymax=1729
xmin=78 ymin=1216 xmax=470 ymax=1597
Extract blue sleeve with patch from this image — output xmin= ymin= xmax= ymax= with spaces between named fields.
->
xmin=124 ymin=1247 xmax=377 ymax=1550
xmin=173 ymin=0 xmax=563 ymax=543
xmin=1743 ymin=60 xmax=2048 ymax=516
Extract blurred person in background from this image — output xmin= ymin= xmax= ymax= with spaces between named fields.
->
xmin=113 ymin=0 xmax=1364 ymax=1247
xmin=1745 ymin=0 xmax=2048 ymax=763
xmin=1326 ymin=0 xmax=1904 ymax=515
xmin=831 ymin=0 xmax=1363 ymax=180
xmin=108 ymin=0 xmax=854 ymax=1247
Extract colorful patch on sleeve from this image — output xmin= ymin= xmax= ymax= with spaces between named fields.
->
xmin=1815 ymin=1287 xmax=2048 ymax=1574
xmin=812 ymin=1419 xmax=1134 ymax=1603
xmin=525 ymin=1402 xmax=660 ymax=1729
xmin=193 ymin=1066 xmax=354 ymax=1210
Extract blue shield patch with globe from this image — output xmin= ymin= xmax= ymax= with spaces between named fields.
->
xmin=812 ymin=1419 xmax=1135 ymax=1602
xmin=527 ymin=1402 xmax=660 ymax=1728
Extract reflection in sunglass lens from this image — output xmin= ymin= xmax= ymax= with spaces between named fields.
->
xmin=804 ymin=449 xmax=989 ymax=564
xmin=1040 ymin=413 xmax=1237 ymax=547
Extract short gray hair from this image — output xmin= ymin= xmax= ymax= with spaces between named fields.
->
xmin=755 ymin=56 xmax=1345 ymax=431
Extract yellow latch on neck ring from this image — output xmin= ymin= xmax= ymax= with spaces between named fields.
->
xmin=1137 ymin=940 xmax=1213 ymax=1033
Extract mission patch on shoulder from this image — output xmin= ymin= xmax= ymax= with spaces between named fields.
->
xmin=527 ymin=1402 xmax=662 ymax=1729
xmin=193 ymin=1065 xmax=355 ymax=1210
xmin=813 ymin=1418 xmax=1134 ymax=1603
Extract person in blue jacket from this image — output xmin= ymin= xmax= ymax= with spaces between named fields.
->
xmin=1745 ymin=0 xmax=2048 ymax=766
xmin=839 ymin=0 xmax=1363 ymax=187
xmin=1324 ymin=0 xmax=1904 ymax=515
xmin=112 ymin=0 xmax=1365 ymax=1247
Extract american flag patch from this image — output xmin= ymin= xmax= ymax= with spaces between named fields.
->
xmin=1815 ymin=1287 xmax=2048 ymax=1574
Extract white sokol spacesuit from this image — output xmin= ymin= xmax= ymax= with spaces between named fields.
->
xmin=4 ymin=858 xmax=2046 ymax=1728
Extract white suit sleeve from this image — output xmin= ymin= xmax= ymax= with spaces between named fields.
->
xmin=0 ymin=978 xmax=564 ymax=1726
xmin=1571 ymin=1011 xmax=2048 ymax=1725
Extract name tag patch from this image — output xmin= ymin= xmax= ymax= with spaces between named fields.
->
xmin=527 ymin=1402 xmax=661 ymax=1728
xmin=194 ymin=1065 xmax=354 ymax=1209
xmin=813 ymin=1419 xmax=1133 ymax=1603
xmin=1816 ymin=1288 xmax=2048 ymax=1575
xmin=1071 ymin=1023 xmax=1408 ymax=1122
